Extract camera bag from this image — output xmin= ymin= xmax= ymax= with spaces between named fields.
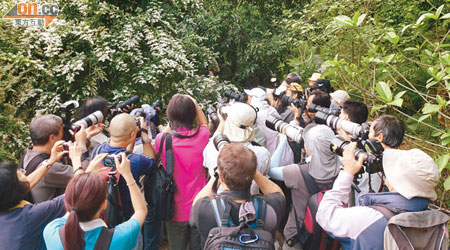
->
xmin=144 ymin=133 xmax=177 ymax=221
xmin=203 ymin=195 xmax=275 ymax=250
xmin=370 ymin=205 xmax=449 ymax=250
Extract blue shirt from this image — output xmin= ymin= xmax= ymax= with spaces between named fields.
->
xmin=43 ymin=216 xmax=141 ymax=250
xmin=98 ymin=143 xmax=154 ymax=218
xmin=0 ymin=195 xmax=65 ymax=250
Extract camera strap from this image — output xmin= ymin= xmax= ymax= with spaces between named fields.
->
xmin=170 ymin=128 xmax=199 ymax=139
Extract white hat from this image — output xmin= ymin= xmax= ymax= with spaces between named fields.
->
xmin=330 ymin=90 xmax=350 ymax=106
xmin=244 ymin=88 xmax=267 ymax=102
xmin=274 ymin=85 xmax=287 ymax=96
xmin=383 ymin=148 xmax=440 ymax=200
xmin=223 ymin=103 xmax=257 ymax=142
xmin=308 ymin=73 xmax=321 ymax=81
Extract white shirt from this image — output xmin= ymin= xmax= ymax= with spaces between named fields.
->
xmin=203 ymin=138 xmax=271 ymax=177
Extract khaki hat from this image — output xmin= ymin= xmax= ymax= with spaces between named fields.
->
xmin=308 ymin=73 xmax=321 ymax=82
xmin=330 ymin=90 xmax=350 ymax=106
xmin=289 ymin=83 xmax=303 ymax=93
xmin=223 ymin=103 xmax=257 ymax=142
xmin=383 ymin=148 xmax=440 ymax=200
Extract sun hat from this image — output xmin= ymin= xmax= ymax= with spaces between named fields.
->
xmin=289 ymin=83 xmax=303 ymax=93
xmin=244 ymin=88 xmax=267 ymax=102
xmin=383 ymin=148 xmax=440 ymax=200
xmin=223 ymin=103 xmax=257 ymax=142
xmin=308 ymin=73 xmax=321 ymax=82
xmin=330 ymin=90 xmax=350 ymax=106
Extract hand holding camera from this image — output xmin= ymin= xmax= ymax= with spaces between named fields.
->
xmin=342 ymin=142 xmax=366 ymax=176
xmin=49 ymin=140 xmax=68 ymax=165
xmin=67 ymin=141 xmax=83 ymax=164
xmin=86 ymin=153 xmax=108 ymax=174
xmin=115 ymin=152 xmax=133 ymax=182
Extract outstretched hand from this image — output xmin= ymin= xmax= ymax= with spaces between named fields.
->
xmin=49 ymin=140 xmax=68 ymax=165
xmin=86 ymin=153 xmax=109 ymax=174
xmin=342 ymin=142 xmax=365 ymax=176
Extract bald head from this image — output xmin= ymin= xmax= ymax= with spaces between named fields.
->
xmin=109 ymin=113 xmax=137 ymax=141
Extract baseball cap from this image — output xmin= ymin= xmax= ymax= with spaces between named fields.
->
xmin=330 ymin=90 xmax=350 ymax=106
xmin=383 ymin=148 xmax=440 ymax=200
xmin=223 ymin=103 xmax=257 ymax=142
xmin=311 ymin=79 xmax=332 ymax=93
xmin=308 ymin=73 xmax=321 ymax=82
xmin=289 ymin=83 xmax=303 ymax=93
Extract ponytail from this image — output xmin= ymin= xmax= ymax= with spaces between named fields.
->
xmin=64 ymin=209 xmax=85 ymax=250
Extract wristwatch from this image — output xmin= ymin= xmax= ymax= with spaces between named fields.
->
xmin=41 ymin=160 xmax=52 ymax=169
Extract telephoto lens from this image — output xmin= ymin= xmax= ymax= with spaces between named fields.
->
xmin=152 ymin=100 xmax=163 ymax=110
xmin=72 ymin=110 xmax=104 ymax=131
xmin=213 ymin=134 xmax=231 ymax=151
xmin=330 ymin=136 xmax=384 ymax=174
xmin=117 ymin=96 xmax=139 ymax=110
xmin=207 ymin=107 xmax=219 ymax=125
xmin=314 ymin=111 xmax=363 ymax=138
xmin=308 ymin=103 xmax=340 ymax=116
xmin=224 ymin=89 xmax=248 ymax=103
xmin=265 ymin=115 xmax=303 ymax=144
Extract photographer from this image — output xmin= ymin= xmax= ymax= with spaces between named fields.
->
xmin=0 ymin=140 xmax=103 ymax=250
xmin=191 ymin=143 xmax=285 ymax=248
xmin=76 ymin=96 xmax=110 ymax=148
xmin=329 ymin=90 xmax=350 ymax=113
xmin=203 ymin=102 xmax=271 ymax=194
xmin=94 ymin=113 xmax=155 ymax=218
xmin=316 ymin=143 xmax=440 ymax=250
xmin=245 ymin=87 xmax=295 ymax=166
xmin=278 ymin=83 xmax=304 ymax=123
xmin=146 ymin=94 xmax=209 ymax=250
xmin=20 ymin=115 xmax=94 ymax=203
xmin=290 ymin=90 xmax=331 ymax=127
xmin=268 ymin=124 xmax=341 ymax=249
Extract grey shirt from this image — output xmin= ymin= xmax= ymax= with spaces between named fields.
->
xmin=23 ymin=148 xmax=87 ymax=203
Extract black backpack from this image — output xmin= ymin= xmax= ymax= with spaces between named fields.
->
xmin=203 ymin=196 xmax=275 ymax=250
xmin=293 ymin=165 xmax=341 ymax=250
xmin=144 ymin=133 xmax=177 ymax=221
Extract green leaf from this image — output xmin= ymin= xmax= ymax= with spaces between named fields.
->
xmin=370 ymin=104 xmax=387 ymax=115
xmin=441 ymin=13 xmax=450 ymax=20
xmin=401 ymin=24 xmax=413 ymax=33
xmin=440 ymin=54 xmax=450 ymax=65
xmin=432 ymin=130 xmax=443 ymax=137
xmin=436 ymin=154 xmax=450 ymax=173
xmin=335 ymin=15 xmax=354 ymax=27
xmin=418 ymin=114 xmax=431 ymax=122
xmin=436 ymin=5 xmax=444 ymax=18
xmin=436 ymin=95 xmax=446 ymax=106
xmin=388 ymin=98 xmax=403 ymax=107
xmin=426 ymin=80 xmax=438 ymax=89
xmin=416 ymin=13 xmax=434 ymax=25
xmin=404 ymin=47 xmax=418 ymax=52
xmin=394 ymin=90 xmax=406 ymax=100
xmin=356 ymin=13 xmax=366 ymax=26
xmin=385 ymin=54 xmax=395 ymax=63
xmin=385 ymin=32 xmax=399 ymax=45
xmin=422 ymin=103 xmax=441 ymax=114
xmin=352 ymin=11 xmax=360 ymax=25
xmin=442 ymin=137 xmax=450 ymax=146
xmin=445 ymin=177 xmax=450 ymax=191
xmin=376 ymin=81 xmax=392 ymax=102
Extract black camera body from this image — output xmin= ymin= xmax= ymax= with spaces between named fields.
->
xmin=109 ymin=96 xmax=141 ymax=120
xmin=103 ymin=154 xmax=123 ymax=168
xmin=330 ymin=136 xmax=384 ymax=174
xmin=59 ymin=101 xmax=80 ymax=141
xmin=308 ymin=103 xmax=340 ymax=116
xmin=224 ymin=89 xmax=248 ymax=103
xmin=281 ymin=95 xmax=307 ymax=110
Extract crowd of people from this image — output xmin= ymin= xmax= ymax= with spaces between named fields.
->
xmin=0 ymin=72 xmax=447 ymax=250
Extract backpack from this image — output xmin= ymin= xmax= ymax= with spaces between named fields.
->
xmin=59 ymin=225 xmax=115 ymax=250
xmin=293 ymin=164 xmax=340 ymax=250
xmin=18 ymin=151 xmax=49 ymax=203
xmin=371 ymin=205 xmax=450 ymax=250
xmin=203 ymin=196 xmax=275 ymax=250
xmin=90 ymin=143 xmax=128 ymax=228
xmin=143 ymin=133 xmax=177 ymax=221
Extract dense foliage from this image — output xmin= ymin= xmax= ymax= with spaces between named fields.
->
xmin=1 ymin=0 xmax=449 ymax=207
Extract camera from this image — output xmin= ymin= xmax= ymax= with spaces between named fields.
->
xmin=71 ymin=110 xmax=104 ymax=132
xmin=207 ymin=107 xmax=218 ymax=125
xmin=224 ymin=89 xmax=248 ymax=103
xmin=103 ymin=154 xmax=123 ymax=168
xmin=330 ymin=136 xmax=384 ymax=174
xmin=213 ymin=134 xmax=230 ymax=151
xmin=59 ymin=101 xmax=80 ymax=141
xmin=265 ymin=115 xmax=303 ymax=144
xmin=308 ymin=103 xmax=340 ymax=116
xmin=315 ymin=111 xmax=370 ymax=140
xmin=152 ymin=100 xmax=163 ymax=110
xmin=281 ymin=95 xmax=307 ymax=110
xmin=117 ymin=96 xmax=139 ymax=110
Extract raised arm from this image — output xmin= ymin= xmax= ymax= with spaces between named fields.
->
xmin=116 ymin=152 xmax=148 ymax=227
xmin=254 ymin=171 xmax=284 ymax=197
xmin=268 ymin=134 xmax=288 ymax=181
